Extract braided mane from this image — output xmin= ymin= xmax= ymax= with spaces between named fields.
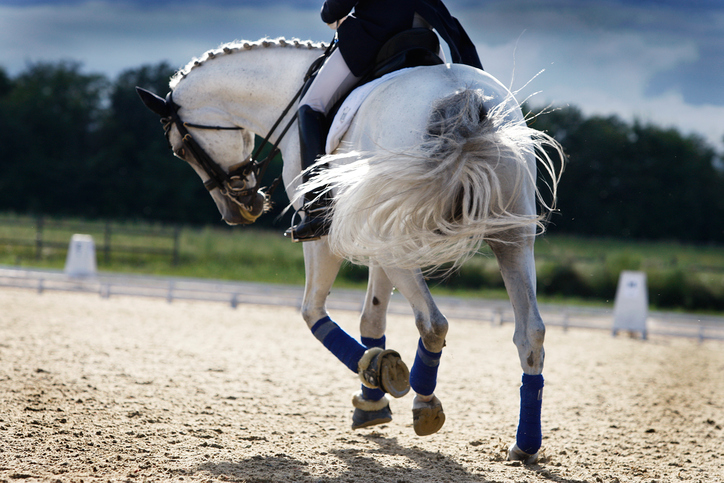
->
xmin=170 ymin=37 xmax=327 ymax=88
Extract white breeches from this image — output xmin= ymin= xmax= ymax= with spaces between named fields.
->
xmin=300 ymin=14 xmax=442 ymax=116
xmin=299 ymin=48 xmax=361 ymax=115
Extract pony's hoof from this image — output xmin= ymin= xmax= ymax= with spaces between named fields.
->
xmin=351 ymin=392 xmax=393 ymax=430
xmin=351 ymin=406 xmax=393 ymax=429
xmin=412 ymin=395 xmax=445 ymax=436
xmin=508 ymin=443 xmax=539 ymax=464
xmin=358 ymin=348 xmax=410 ymax=398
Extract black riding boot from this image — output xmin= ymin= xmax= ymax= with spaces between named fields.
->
xmin=286 ymin=105 xmax=331 ymax=242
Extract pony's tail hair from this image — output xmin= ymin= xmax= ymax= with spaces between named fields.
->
xmin=301 ymin=88 xmax=564 ymax=272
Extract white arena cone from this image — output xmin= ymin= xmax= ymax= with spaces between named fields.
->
xmin=64 ymin=234 xmax=97 ymax=278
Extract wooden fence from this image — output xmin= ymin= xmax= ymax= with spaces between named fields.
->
xmin=0 ymin=216 xmax=180 ymax=265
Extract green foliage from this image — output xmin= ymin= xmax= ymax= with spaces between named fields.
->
xmin=90 ymin=62 xmax=226 ymax=223
xmin=537 ymin=262 xmax=595 ymax=298
xmin=0 ymin=61 xmax=294 ymax=229
xmin=0 ymin=61 xmax=723 ymax=245
xmin=0 ymin=61 xmax=108 ymax=214
xmin=2 ymin=214 xmax=723 ymax=312
xmin=528 ymin=105 xmax=724 ymax=242
xmin=0 ymin=67 xmax=12 ymax=97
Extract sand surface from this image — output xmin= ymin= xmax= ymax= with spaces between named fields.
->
xmin=0 ymin=288 xmax=722 ymax=482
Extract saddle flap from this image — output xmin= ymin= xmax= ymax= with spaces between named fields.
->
xmin=376 ymin=28 xmax=441 ymax=64
xmin=370 ymin=28 xmax=444 ymax=81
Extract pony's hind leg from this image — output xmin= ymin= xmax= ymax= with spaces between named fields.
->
xmin=352 ymin=266 xmax=395 ymax=429
xmin=302 ymin=242 xmax=410 ymax=415
xmin=488 ymin=236 xmax=545 ymax=464
xmin=382 ymin=267 xmax=448 ymax=436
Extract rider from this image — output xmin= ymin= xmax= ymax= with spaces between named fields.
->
xmin=289 ymin=0 xmax=483 ymax=242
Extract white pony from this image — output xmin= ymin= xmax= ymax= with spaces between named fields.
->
xmin=137 ymin=38 xmax=563 ymax=464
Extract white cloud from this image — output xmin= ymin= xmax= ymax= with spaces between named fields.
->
xmin=0 ymin=2 xmax=328 ymax=77
xmin=1 ymin=0 xmax=722 ymax=151
xmin=457 ymin=5 xmax=723 ymax=150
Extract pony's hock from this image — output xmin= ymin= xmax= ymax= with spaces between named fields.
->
xmin=137 ymin=37 xmax=563 ymax=453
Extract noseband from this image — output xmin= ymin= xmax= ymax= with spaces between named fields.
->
xmin=161 ymin=91 xmax=263 ymax=210
xmin=161 ymin=84 xmax=305 ymax=223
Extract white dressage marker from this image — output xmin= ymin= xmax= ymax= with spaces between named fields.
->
xmin=613 ymin=271 xmax=648 ymax=340
xmin=64 ymin=234 xmax=97 ymax=278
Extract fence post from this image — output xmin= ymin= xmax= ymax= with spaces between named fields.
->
xmin=35 ymin=216 xmax=43 ymax=260
xmin=172 ymin=226 xmax=180 ymax=266
xmin=104 ymin=221 xmax=111 ymax=264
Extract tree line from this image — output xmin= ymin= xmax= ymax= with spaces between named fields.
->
xmin=1 ymin=61 xmax=723 ymax=242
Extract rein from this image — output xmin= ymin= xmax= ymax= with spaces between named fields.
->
xmin=162 ymin=38 xmax=337 ymax=214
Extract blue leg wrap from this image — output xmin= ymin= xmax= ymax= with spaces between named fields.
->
xmin=516 ymin=374 xmax=544 ymax=455
xmin=311 ymin=316 xmax=367 ymax=373
xmin=361 ymin=336 xmax=386 ymax=401
xmin=409 ymin=338 xmax=442 ymax=397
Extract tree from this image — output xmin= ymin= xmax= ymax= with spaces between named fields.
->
xmin=0 ymin=67 xmax=12 ymax=97
xmin=2 ymin=60 xmax=722 ymax=243
xmin=530 ymin=106 xmax=724 ymax=242
xmin=88 ymin=62 xmax=223 ymax=223
xmin=0 ymin=61 xmax=108 ymax=214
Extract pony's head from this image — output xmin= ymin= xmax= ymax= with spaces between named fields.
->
xmin=136 ymin=86 xmax=266 ymax=225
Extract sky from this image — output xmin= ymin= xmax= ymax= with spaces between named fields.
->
xmin=1 ymin=0 xmax=722 ymax=151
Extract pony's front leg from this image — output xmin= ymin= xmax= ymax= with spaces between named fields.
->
xmin=351 ymin=266 xmax=395 ymax=429
xmin=489 ymin=237 xmax=545 ymax=464
xmin=301 ymin=242 xmax=410 ymax=408
xmin=382 ymin=267 xmax=448 ymax=436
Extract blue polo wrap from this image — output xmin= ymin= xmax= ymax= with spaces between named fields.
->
xmin=311 ymin=316 xmax=366 ymax=373
xmin=409 ymin=338 xmax=442 ymax=397
xmin=516 ymin=373 xmax=544 ymax=455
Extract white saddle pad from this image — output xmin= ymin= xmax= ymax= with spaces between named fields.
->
xmin=325 ymin=68 xmax=412 ymax=154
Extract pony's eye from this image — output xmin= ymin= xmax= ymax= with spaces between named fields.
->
xmin=175 ymin=147 xmax=186 ymax=158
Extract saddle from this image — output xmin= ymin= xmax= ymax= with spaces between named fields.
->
xmin=366 ymin=27 xmax=444 ymax=83
xmin=308 ymin=28 xmax=445 ymax=129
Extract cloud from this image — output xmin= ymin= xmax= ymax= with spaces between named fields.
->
xmin=0 ymin=0 xmax=319 ymax=5
xmin=453 ymin=1 xmax=724 ymax=148
xmin=1 ymin=0 xmax=722 ymax=150
xmin=0 ymin=2 xmax=329 ymax=77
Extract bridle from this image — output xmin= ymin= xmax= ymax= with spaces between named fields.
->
xmin=159 ymin=38 xmax=337 ymax=224
xmin=161 ymin=91 xmax=271 ymax=223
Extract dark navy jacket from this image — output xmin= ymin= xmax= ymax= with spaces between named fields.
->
xmin=321 ymin=0 xmax=482 ymax=77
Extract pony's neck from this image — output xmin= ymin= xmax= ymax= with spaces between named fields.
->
xmin=171 ymin=40 xmax=322 ymax=139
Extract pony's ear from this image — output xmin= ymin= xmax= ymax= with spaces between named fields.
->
xmin=136 ymin=87 xmax=171 ymax=117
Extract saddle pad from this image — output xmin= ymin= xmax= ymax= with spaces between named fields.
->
xmin=326 ymin=68 xmax=413 ymax=154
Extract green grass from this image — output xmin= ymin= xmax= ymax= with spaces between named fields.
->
xmin=2 ymin=214 xmax=723 ymax=312
xmin=0 ymin=215 xmax=308 ymax=285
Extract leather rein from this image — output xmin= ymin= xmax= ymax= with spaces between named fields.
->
xmin=160 ymin=39 xmax=337 ymax=220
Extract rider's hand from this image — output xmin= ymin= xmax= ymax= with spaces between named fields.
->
xmin=327 ymin=16 xmax=347 ymax=30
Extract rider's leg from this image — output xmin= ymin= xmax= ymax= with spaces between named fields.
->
xmin=289 ymin=48 xmax=361 ymax=242
xmin=291 ymin=105 xmax=330 ymax=242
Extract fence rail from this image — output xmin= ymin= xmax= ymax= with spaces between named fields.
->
xmin=1 ymin=266 xmax=722 ymax=342
xmin=0 ymin=216 xmax=180 ymax=265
